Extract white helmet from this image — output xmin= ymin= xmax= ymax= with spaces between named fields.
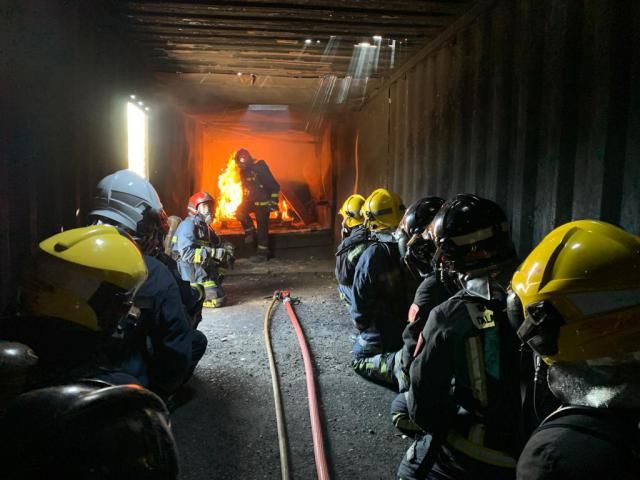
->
xmin=89 ymin=170 xmax=168 ymax=254
xmin=90 ymin=170 xmax=164 ymax=232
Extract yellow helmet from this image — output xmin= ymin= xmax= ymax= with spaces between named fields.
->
xmin=361 ymin=188 xmax=406 ymax=231
xmin=338 ymin=194 xmax=366 ymax=230
xmin=508 ymin=220 xmax=640 ymax=365
xmin=21 ymin=225 xmax=148 ymax=333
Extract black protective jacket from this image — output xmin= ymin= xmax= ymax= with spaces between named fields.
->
xmin=408 ymin=289 xmax=521 ymax=468
xmin=517 ymin=407 xmax=640 ymax=479
xmin=335 ymin=225 xmax=370 ymax=287
xmin=240 ymin=160 xmax=280 ymax=205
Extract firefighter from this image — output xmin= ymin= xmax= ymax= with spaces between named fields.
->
xmin=173 ymin=191 xmax=233 ymax=308
xmin=399 ymin=194 xmax=521 ymax=480
xmin=508 ymin=220 xmax=640 ymax=480
xmin=89 ymin=170 xmax=208 ymax=401
xmin=349 ymin=188 xmax=418 ymax=388
xmin=335 ymin=193 xmax=368 ymax=306
xmin=0 ymin=225 xmax=148 ymax=389
xmin=0 ymin=381 xmax=178 ymax=480
xmin=234 ymin=148 xmax=280 ymax=261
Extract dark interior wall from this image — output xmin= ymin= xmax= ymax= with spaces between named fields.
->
xmin=150 ymin=106 xmax=204 ymax=219
xmin=0 ymin=1 xmax=196 ymax=306
xmin=342 ymin=0 xmax=640 ymax=256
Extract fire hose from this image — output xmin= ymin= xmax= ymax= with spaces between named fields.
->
xmin=263 ymin=290 xmax=331 ymax=480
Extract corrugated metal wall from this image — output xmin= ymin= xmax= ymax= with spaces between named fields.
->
xmin=345 ymin=0 xmax=639 ymax=256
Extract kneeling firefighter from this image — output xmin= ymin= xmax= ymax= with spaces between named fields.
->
xmin=349 ymin=188 xmax=418 ymax=388
xmin=335 ymin=193 xmax=368 ymax=306
xmin=0 ymin=225 xmax=148 ymax=388
xmin=509 ymin=220 xmax=640 ymax=480
xmin=173 ymin=191 xmax=234 ymax=308
xmin=90 ymin=170 xmax=208 ymax=400
xmin=400 ymin=194 xmax=521 ymax=480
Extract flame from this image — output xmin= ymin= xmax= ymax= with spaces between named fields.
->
xmin=214 ymin=154 xmax=243 ymax=221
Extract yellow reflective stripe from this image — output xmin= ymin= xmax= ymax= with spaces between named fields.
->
xmin=270 ymin=193 xmax=279 ymax=197
xmin=202 ymin=280 xmax=218 ymax=288
xmin=171 ymin=235 xmax=177 ymax=244
xmin=466 ymin=336 xmax=488 ymax=407
xmin=254 ymin=201 xmax=271 ymax=206
xmin=194 ymin=248 xmax=202 ymax=264
xmin=446 ymin=431 xmax=516 ymax=468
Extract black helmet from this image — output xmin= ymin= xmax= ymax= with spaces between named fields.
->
xmin=397 ymin=196 xmax=445 ymax=276
xmin=0 ymin=381 xmax=178 ymax=480
xmin=235 ymin=148 xmax=254 ymax=169
xmin=427 ymin=194 xmax=515 ymax=275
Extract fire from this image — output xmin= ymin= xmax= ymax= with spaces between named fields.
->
xmin=214 ymin=153 xmax=243 ymax=221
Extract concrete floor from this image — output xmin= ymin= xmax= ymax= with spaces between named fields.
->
xmin=171 ymin=257 xmax=409 ymax=479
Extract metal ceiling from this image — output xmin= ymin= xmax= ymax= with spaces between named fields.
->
xmin=114 ymin=1 xmax=473 ymax=110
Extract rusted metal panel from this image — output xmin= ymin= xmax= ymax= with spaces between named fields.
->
xmin=348 ymin=0 xmax=639 ymax=256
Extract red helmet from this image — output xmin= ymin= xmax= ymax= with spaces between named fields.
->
xmin=235 ymin=148 xmax=254 ymax=168
xmin=188 ymin=191 xmax=215 ymax=217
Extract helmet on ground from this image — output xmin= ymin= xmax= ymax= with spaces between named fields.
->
xmin=187 ymin=192 xmax=215 ymax=223
xmin=89 ymin=170 xmax=168 ymax=255
xmin=426 ymin=194 xmax=515 ymax=275
xmin=338 ymin=194 xmax=366 ymax=236
xmin=20 ymin=225 xmax=148 ymax=333
xmin=397 ymin=196 xmax=445 ymax=276
xmin=0 ymin=382 xmax=178 ymax=480
xmin=507 ymin=220 xmax=640 ymax=365
xmin=235 ymin=148 xmax=254 ymax=169
xmin=361 ymin=188 xmax=406 ymax=231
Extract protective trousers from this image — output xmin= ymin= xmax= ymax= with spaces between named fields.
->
xmin=237 ymin=201 xmax=270 ymax=252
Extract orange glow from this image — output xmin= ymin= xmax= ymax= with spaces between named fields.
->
xmin=214 ymin=153 xmax=243 ymax=221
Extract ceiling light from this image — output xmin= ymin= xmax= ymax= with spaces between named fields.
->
xmin=305 ymin=39 xmax=312 ymax=44
xmin=237 ymin=72 xmax=243 ymax=76
xmin=130 ymin=94 xmax=136 ymax=99
xmin=373 ymin=35 xmax=382 ymax=41
xmin=248 ymin=104 xmax=289 ymax=111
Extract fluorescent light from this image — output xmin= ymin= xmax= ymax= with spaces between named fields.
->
xmin=248 ymin=104 xmax=289 ymax=111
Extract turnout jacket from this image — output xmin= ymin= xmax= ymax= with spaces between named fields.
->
xmin=350 ymin=238 xmax=418 ymax=352
xmin=122 ymin=255 xmax=205 ymax=397
xmin=173 ymin=215 xmax=221 ymax=265
xmin=518 ymin=407 xmax=640 ymax=479
xmin=408 ymin=289 xmax=521 ymax=468
xmin=240 ymin=160 xmax=280 ymax=206
xmin=335 ymin=225 xmax=371 ymax=287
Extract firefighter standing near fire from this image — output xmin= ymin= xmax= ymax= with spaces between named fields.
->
xmin=234 ymin=148 xmax=280 ymax=262
xmin=173 ymin=191 xmax=233 ymax=308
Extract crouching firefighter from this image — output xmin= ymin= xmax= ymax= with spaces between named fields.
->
xmin=400 ymin=194 xmax=521 ymax=480
xmin=173 ymin=192 xmax=234 ymax=308
xmin=349 ymin=188 xmax=418 ymax=389
xmin=335 ymin=193 xmax=368 ymax=306
xmin=89 ymin=170 xmax=208 ymax=400
xmin=509 ymin=220 xmax=640 ymax=480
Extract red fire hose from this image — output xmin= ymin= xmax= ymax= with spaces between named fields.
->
xmin=265 ymin=290 xmax=331 ymax=480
